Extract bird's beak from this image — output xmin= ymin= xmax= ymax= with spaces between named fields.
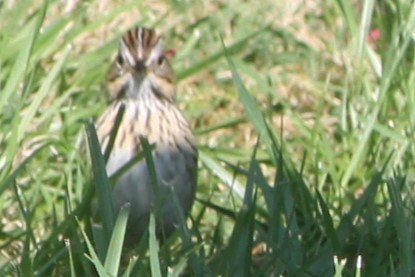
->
xmin=125 ymin=60 xmax=147 ymax=76
xmin=134 ymin=60 xmax=147 ymax=73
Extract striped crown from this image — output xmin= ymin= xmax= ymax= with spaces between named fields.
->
xmin=107 ymin=27 xmax=175 ymax=101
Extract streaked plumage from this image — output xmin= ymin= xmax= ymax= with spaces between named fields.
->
xmin=96 ymin=27 xmax=197 ymax=244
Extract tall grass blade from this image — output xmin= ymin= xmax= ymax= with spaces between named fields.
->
xmin=149 ymin=213 xmax=162 ymax=277
xmin=104 ymin=203 xmax=130 ymax=276
xmin=85 ymin=122 xmax=114 ymax=256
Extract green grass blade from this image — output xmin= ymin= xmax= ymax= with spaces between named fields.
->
xmin=387 ymin=177 xmax=411 ymax=276
xmin=79 ymin=221 xmax=109 ymax=277
xmin=149 ymin=213 xmax=162 ymax=277
xmin=0 ymin=144 xmax=47 ymax=195
xmin=104 ymin=104 xmax=125 ymax=162
xmin=139 ymin=136 xmax=160 ymax=210
xmin=65 ymin=239 xmax=76 ymax=277
xmin=356 ymin=0 xmax=375 ymax=68
xmin=17 ymin=45 xmax=71 ymax=142
xmin=85 ymin=122 xmax=114 ymax=255
xmin=0 ymin=1 xmax=47 ymax=110
xmin=104 ymin=203 xmax=130 ymax=276
xmin=223 ymin=39 xmax=276 ymax=160
xmin=199 ymin=150 xmax=245 ymax=198
xmin=315 ymin=189 xmax=340 ymax=251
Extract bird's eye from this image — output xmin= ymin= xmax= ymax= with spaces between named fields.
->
xmin=116 ymin=54 xmax=124 ymax=66
xmin=157 ymin=56 xmax=165 ymax=66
